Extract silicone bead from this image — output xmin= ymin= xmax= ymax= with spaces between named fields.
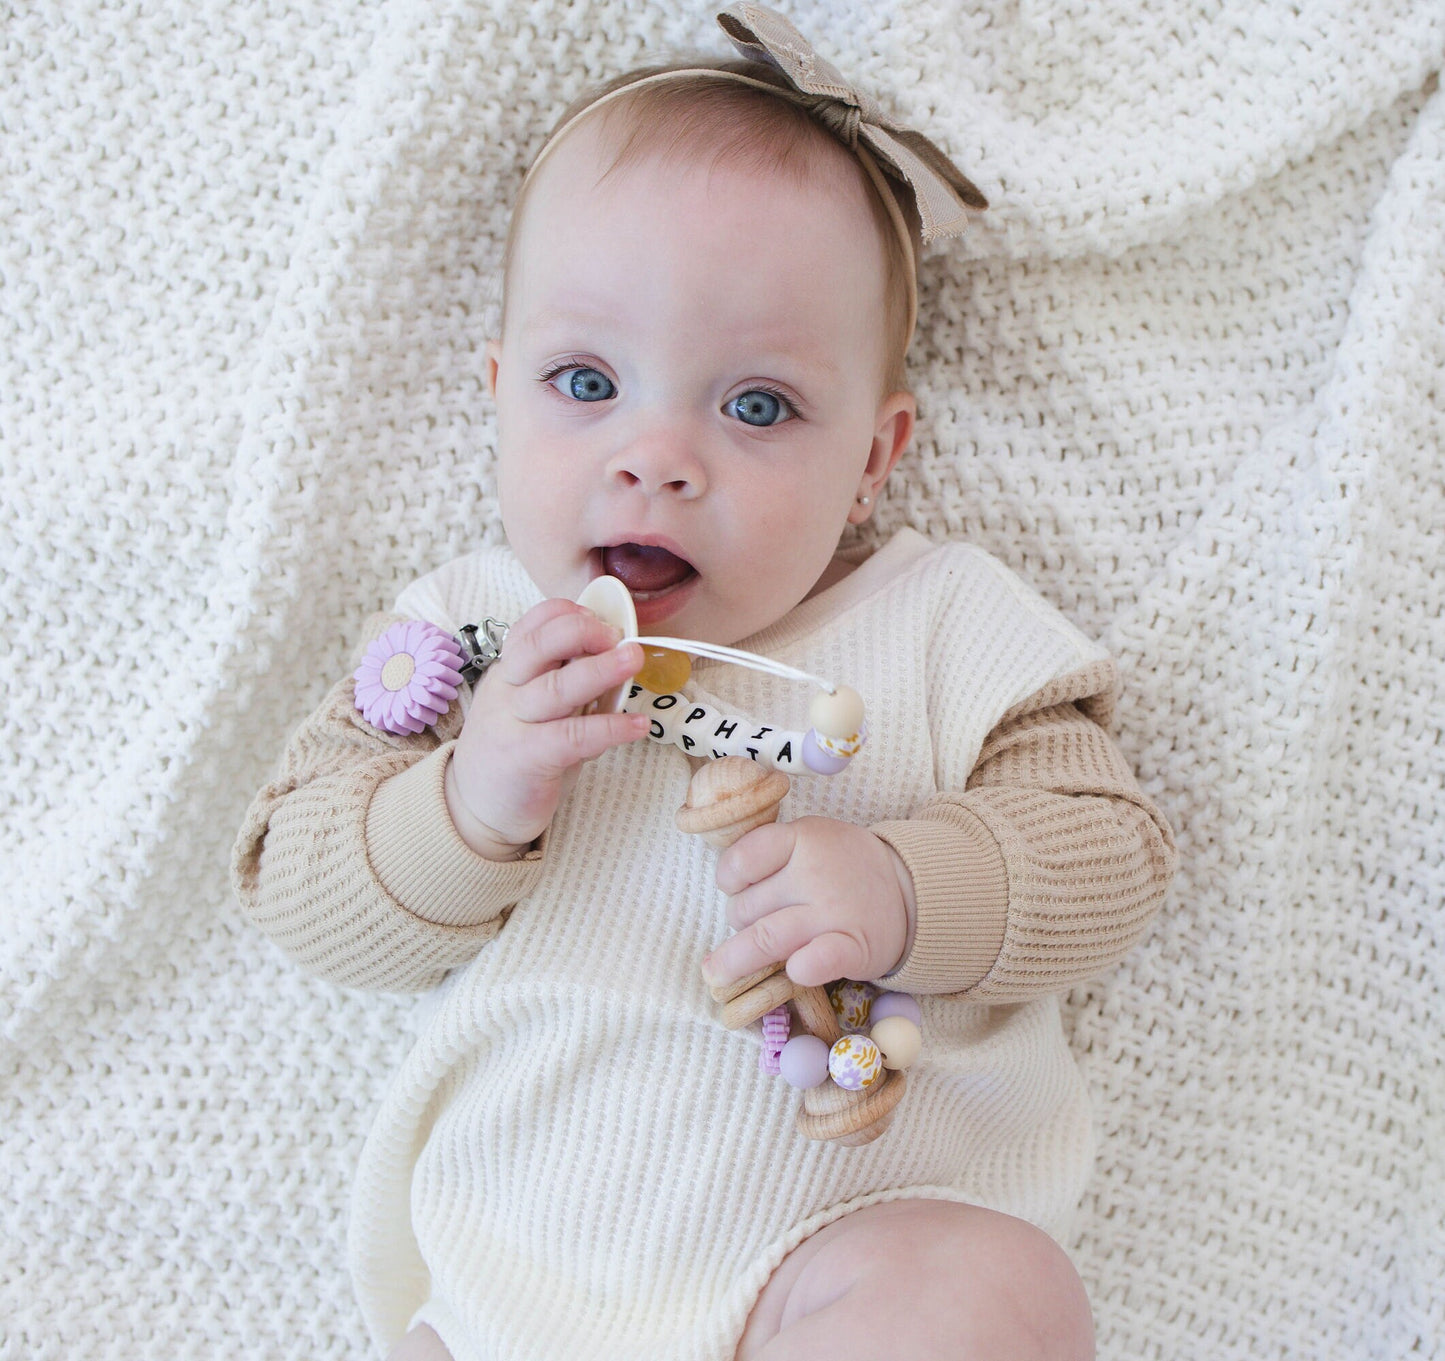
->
xmin=827 ymin=979 xmax=878 ymax=1033
xmin=635 ymin=645 xmax=691 ymax=693
xmin=869 ymin=992 xmax=923 ymax=1027
xmin=759 ymin=1005 xmax=791 ymax=1075
xmin=779 ymin=1035 xmax=831 ymax=1089
xmin=762 ymin=1006 xmax=791 ymax=1046
xmin=354 ymin=620 xmax=464 ymax=735
xmin=870 ymin=1015 xmax=923 ymax=1071
xmin=828 ymin=1034 xmax=884 ymax=1091
xmin=801 ymin=729 xmax=851 ymax=774
xmin=808 ymin=684 xmax=864 ymax=741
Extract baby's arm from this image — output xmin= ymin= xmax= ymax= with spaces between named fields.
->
xmin=703 ymin=665 xmax=1176 ymax=999
xmin=232 ymin=603 xmax=647 ymax=992
xmin=870 ymin=667 xmax=1176 ymax=998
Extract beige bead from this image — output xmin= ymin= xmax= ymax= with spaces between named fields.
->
xmin=870 ymin=1015 xmax=923 ymax=1070
xmin=808 ymin=684 xmax=864 ymax=741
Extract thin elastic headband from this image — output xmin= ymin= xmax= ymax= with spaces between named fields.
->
xmin=519 ymin=4 xmax=988 ymax=350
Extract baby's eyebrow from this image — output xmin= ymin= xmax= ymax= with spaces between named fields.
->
xmin=519 ymin=304 xmax=615 ymax=338
xmin=517 ymin=307 xmax=841 ymax=382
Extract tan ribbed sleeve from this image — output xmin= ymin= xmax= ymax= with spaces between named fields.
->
xmin=870 ymin=660 xmax=1176 ymax=999
xmin=231 ymin=613 xmax=545 ymax=993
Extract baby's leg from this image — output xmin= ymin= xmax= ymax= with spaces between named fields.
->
xmin=735 ymin=1198 xmax=1093 ymax=1361
xmin=386 ymin=1324 xmax=454 ymax=1361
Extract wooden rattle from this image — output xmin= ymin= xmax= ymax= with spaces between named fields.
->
xmin=676 ymin=757 xmax=907 ymax=1146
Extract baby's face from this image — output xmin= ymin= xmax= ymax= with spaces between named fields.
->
xmin=489 ymin=121 xmax=912 ymax=645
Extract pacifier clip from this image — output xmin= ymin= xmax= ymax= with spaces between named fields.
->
xmin=352 ymin=574 xmax=867 ymax=776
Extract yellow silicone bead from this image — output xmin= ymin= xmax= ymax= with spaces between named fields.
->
xmin=808 ymin=684 xmax=864 ymax=740
xmin=634 ymin=646 xmax=692 ymax=693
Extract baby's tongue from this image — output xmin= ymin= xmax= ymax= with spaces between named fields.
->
xmin=603 ymin=543 xmax=694 ymax=594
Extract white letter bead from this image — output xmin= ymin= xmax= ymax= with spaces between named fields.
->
xmin=618 ymin=688 xmax=811 ymax=773
xmin=643 ymin=690 xmax=687 ymax=742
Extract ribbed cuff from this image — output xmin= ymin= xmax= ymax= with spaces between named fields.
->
xmin=869 ymin=811 xmax=1008 ymax=995
xmin=365 ymin=743 xmax=544 ymax=928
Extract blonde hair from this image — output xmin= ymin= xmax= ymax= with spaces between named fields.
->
xmin=500 ymin=61 xmax=921 ymax=395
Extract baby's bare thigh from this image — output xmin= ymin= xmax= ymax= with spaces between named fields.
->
xmin=735 ymin=1198 xmax=1094 ymax=1361
xmin=386 ymin=1324 xmax=454 ymax=1361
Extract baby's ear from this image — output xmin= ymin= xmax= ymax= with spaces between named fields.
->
xmin=485 ymin=339 xmax=501 ymax=397
xmin=868 ymin=390 xmax=916 ymax=482
xmin=850 ymin=392 xmax=916 ymax=525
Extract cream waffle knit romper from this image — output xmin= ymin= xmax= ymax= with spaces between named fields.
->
xmin=233 ymin=528 xmax=1176 ymax=1361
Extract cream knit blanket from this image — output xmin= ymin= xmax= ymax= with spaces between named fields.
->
xmin=2 ymin=3 xmax=1441 ymax=1357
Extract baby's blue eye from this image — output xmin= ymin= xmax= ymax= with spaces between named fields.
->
xmin=727 ymin=389 xmax=793 ymax=427
xmin=552 ymin=367 xmax=616 ymax=402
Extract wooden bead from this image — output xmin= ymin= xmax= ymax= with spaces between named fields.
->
xmin=720 ymin=969 xmax=797 ymax=1030
xmin=797 ymin=1069 xmax=906 ymax=1144
xmin=675 ymin=756 xmax=789 ymax=849
xmin=710 ymin=961 xmax=784 ymax=1005
xmin=790 ymin=984 xmax=842 ymax=1045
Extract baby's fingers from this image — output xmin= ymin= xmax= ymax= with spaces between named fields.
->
xmin=702 ymin=905 xmax=865 ymax=993
xmin=511 ymin=642 xmax=644 ymax=723
xmin=497 ymin=600 xmax=623 ymax=686
xmin=530 ymin=709 xmax=651 ymax=772
xmin=782 ymin=932 xmax=867 ymax=989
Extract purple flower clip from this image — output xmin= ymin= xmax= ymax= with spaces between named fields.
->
xmin=354 ymin=620 xmax=465 ymax=735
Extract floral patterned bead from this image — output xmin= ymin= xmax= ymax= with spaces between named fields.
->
xmin=827 ymin=979 xmax=879 ymax=1034
xmin=828 ymin=1034 xmax=884 ymax=1091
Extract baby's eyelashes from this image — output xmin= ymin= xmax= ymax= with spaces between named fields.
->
xmin=537 ymin=362 xmax=801 ymax=426
xmin=544 ymin=364 xmax=616 ymax=402
xmin=724 ymin=388 xmax=797 ymax=427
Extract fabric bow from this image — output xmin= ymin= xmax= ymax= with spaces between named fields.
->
xmin=717 ymin=4 xmax=987 ymax=240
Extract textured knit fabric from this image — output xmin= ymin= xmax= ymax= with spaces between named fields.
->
xmin=267 ymin=528 xmax=1159 ymax=1359
xmin=4 ymin=5 xmax=1442 ymax=1360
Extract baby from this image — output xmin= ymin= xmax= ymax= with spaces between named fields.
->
xmin=233 ymin=7 xmax=1176 ymax=1360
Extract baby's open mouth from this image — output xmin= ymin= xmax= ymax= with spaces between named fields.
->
xmin=601 ymin=543 xmax=697 ymax=599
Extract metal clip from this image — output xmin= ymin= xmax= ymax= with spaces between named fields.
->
xmin=455 ymin=618 xmax=510 ymax=684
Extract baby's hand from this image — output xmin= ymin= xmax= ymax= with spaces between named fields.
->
xmin=446 ymin=599 xmax=649 ymax=858
xmin=701 ymin=817 xmax=916 ymax=991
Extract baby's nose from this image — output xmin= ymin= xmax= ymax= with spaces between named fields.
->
xmin=607 ymin=426 xmax=708 ymax=498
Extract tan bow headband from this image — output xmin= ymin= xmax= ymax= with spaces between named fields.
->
xmin=520 ymin=2 xmax=987 ymax=345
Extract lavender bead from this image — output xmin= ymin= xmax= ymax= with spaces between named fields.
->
xmin=778 ymin=1035 xmax=831 ymax=1089
xmin=800 ymin=729 xmax=850 ymax=774
xmin=869 ymin=991 xmax=922 ymax=1027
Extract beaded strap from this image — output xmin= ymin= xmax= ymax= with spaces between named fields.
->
xmin=620 ymin=683 xmax=865 ymax=774
xmin=355 ymin=616 xmax=866 ymax=778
